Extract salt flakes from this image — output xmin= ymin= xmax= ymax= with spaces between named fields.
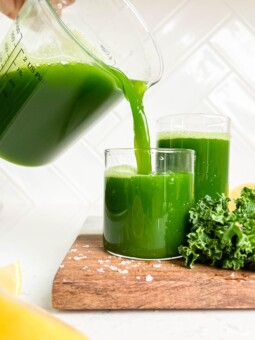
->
xmin=120 ymin=260 xmax=128 ymax=265
xmin=120 ymin=260 xmax=132 ymax=266
xmin=107 ymin=264 xmax=130 ymax=274
xmin=69 ymin=248 xmax=77 ymax=253
xmin=73 ymin=255 xmax=87 ymax=261
xmin=82 ymin=244 xmax=90 ymax=248
xmin=146 ymin=274 xmax=153 ymax=282
xmin=130 ymin=263 xmax=139 ymax=268
xmin=98 ymin=259 xmax=111 ymax=265
xmin=153 ymin=263 xmax=161 ymax=268
xmin=97 ymin=268 xmax=105 ymax=273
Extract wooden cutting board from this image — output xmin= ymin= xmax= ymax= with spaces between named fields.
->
xmin=52 ymin=222 xmax=255 ymax=310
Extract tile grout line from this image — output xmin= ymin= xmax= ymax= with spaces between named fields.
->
xmin=0 ymin=166 xmax=34 ymax=206
xmin=152 ymin=0 xmax=190 ymax=34
xmin=208 ymin=40 xmax=255 ymax=95
xmin=197 ymin=98 xmax=223 ymax=115
xmin=83 ymin=110 xmax=122 ymax=149
xmin=156 ymin=11 xmax=232 ymax=85
xmin=51 ymin=140 xmax=104 ymax=203
xmin=222 ymin=0 xmax=255 ymax=37
xmin=189 ymin=69 xmax=232 ymax=112
xmin=49 ymin=164 xmax=91 ymax=204
xmin=80 ymin=138 xmax=105 ymax=163
xmin=206 ymin=98 xmax=255 ymax=158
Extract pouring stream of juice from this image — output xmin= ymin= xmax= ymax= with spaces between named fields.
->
xmin=109 ymin=66 xmax=151 ymax=174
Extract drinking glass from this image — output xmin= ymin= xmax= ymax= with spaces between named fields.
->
xmin=157 ymin=113 xmax=231 ymax=202
xmin=104 ymin=148 xmax=194 ymax=259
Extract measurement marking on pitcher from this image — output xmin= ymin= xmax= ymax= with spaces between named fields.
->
xmin=0 ymin=18 xmax=23 ymax=72
xmin=3 ymin=49 xmax=25 ymax=79
xmin=0 ymin=49 xmax=25 ymax=99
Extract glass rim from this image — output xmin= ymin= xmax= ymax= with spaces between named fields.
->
xmin=43 ymin=0 xmax=163 ymax=86
xmin=105 ymin=147 xmax=195 ymax=155
xmin=157 ymin=113 xmax=231 ymax=124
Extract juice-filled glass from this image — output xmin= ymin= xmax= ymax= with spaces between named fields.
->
xmin=103 ymin=148 xmax=194 ymax=259
xmin=157 ymin=113 xmax=230 ymax=203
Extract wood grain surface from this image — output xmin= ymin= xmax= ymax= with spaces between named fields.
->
xmin=52 ymin=234 xmax=255 ymax=310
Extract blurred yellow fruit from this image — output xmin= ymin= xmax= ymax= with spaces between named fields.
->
xmin=229 ymin=183 xmax=255 ymax=211
xmin=0 ymin=262 xmax=22 ymax=296
xmin=0 ymin=290 xmax=89 ymax=340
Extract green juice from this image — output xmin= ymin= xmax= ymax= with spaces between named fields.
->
xmin=104 ymin=166 xmax=194 ymax=259
xmin=0 ymin=63 xmax=119 ymax=165
xmin=157 ymin=131 xmax=230 ymax=202
xmin=0 ymin=61 xmax=150 ymax=171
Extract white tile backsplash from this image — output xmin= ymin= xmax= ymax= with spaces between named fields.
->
xmin=229 ymin=124 xmax=255 ymax=187
xmin=54 ymin=140 xmax=104 ymax=203
xmin=1 ymin=1 xmax=255 ymax=213
xmin=0 ymin=160 xmax=84 ymax=205
xmin=96 ymin=113 xmax=135 ymax=152
xmin=209 ymin=74 xmax=255 ymax=146
xmin=224 ymin=0 xmax=255 ymax=33
xmin=144 ymin=44 xmax=230 ymax=116
xmin=154 ymin=0 xmax=230 ymax=74
xmin=210 ymin=18 xmax=255 ymax=88
xmin=129 ymin=0 xmax=187 ymax=30
xmin=0 ymin=169 xmax=31 ymax=206
xmin=83 ymin=112 xmax=120 ymax=147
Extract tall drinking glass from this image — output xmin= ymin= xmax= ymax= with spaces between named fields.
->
xmin=104 ymin=148 xmax=194 ymax=259
xmin=157 ymin=113 xmax=230 ymax=203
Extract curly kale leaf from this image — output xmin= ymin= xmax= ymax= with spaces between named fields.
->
xmin=179 ymin=188 xmax=255 ymax=270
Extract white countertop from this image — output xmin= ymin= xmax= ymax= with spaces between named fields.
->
xmin=1 ymin=204 xmax=255 ymax=340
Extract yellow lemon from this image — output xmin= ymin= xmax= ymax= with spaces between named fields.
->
xmin=0 ymin=290 xmax=90 ymax=340
xmin=229 ymin=183 xmax=255 ymax=211
xmin=0 ymin=261 xmax=22 ymax=296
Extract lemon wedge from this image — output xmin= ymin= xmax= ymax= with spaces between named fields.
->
xmin=0 ymin=291 xmax=90 ymax=340
xmin=0 ymin=262 xmax=90 ymax=339
xmin=0 ymin=262 xmax=22 ymax=296
xmin=229 ymin=183 xmax=255 ymax=211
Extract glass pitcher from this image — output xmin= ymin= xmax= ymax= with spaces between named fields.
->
xmin=0 ymin=0 xmax=162 ymax=166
